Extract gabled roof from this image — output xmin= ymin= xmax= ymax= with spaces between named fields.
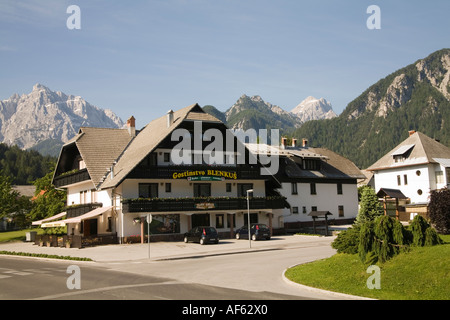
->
xmin=377 ymin=188 xmax=408 ymax=199
xmin=248 ymin=144 xmax=365 ymax=180
xmin=56 ymin=127 xmax=133 ymax=187
xmin=100 ymin=103 xmax=207 ymax=189
xmin=367 ymin=132 xmax=450 ymax=171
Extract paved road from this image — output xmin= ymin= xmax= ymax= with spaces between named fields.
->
xmin=0 ymin=256 xmax=307 ymax=300
xmin=0 ymin=235 xmax=364 ymax=300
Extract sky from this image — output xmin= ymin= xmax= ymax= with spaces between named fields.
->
xmin=1 ymin=0 xmax=449 ymax=129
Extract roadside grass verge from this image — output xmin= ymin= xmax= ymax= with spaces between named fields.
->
xmin=0 ymin=250 xmax=92 ymax=261
xmin=0 ymin=228 xmax=44 ymax=243
xmin=285 ymin=235 xmax=450 ymax=300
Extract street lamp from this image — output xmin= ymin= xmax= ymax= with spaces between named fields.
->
xmin=246 ymin=189 xmax=254 ymax=248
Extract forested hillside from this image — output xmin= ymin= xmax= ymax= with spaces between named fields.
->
xmin=0 ymin=143 xmax=56 ymax=185
xmin=292 ymin=49 xmax=450 ymax=169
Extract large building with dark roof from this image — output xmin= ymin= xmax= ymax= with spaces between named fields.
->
xmin=36 ymin=104 xmax=289 ymax=243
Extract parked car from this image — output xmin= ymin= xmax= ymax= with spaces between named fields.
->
xmin=184 ymin=226 xmax=219 ymax=245
xmin=235 ymin=223 xmax=271 ymax=240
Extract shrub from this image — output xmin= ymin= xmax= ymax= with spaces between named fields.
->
xmin=428 ymin=187 xmax=450 ymax=234
xmin=331 ymin=225 xmax=360 ymax=254
xmin=411 ymin=215 xmax=430 ymax=246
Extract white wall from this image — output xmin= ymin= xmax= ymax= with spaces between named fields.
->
xmin=280 ymin=182 xmax=359 ymax=223
xmin=373 ymin=164 xmax=437 ymax=204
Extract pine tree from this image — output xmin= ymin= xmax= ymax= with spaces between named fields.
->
xmin=356 ymin=186 xmax=383 ymax=225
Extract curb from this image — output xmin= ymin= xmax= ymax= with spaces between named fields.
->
xmin=282 ymin=264 xmax=375 ymax=300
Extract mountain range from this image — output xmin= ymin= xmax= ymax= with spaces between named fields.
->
xmin=292 ymin=48 xmax=450 ymax=169
xmin=0 ymin=84 xmax=124 ymax=155
xmin=1 ymin=48 xmax=449 ymax=170
xmin=203 ymin=94 xmax=336 ymax=131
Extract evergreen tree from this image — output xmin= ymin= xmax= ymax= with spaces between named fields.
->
xmin=0 ymin=173 xmax=20 ymax=218
xmin=355 ymin=186 xmax=383 ymax=225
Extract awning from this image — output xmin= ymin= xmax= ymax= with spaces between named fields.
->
xmin=41 ymin=206 xmax=112 ymax=228
xmin=41 ymin=220 xmax=67 ymax=228
xmin=64 ymin=206 xmax=113 ymax=224
xmin=32 ymin=211 xmax=66 ymax=226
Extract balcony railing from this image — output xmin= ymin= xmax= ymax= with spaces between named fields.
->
xmin=53 ymin=168 xmax=91 ymax=188
xmin=122 ymin=196 xmax=288 ymax=213
xmin=66 ymin=202 xmax=103 ymax=219
xmin=128 ymin=165 xmax=262 ymax=180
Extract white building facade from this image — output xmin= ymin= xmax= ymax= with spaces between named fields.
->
xmin=367 ymin=131 xmax=450 ymax=220
xmin=42 ymin=104 xmax=288 ymax=244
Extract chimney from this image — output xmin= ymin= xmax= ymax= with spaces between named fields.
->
xmin=281 ymin=137 xmax=287 ymax=149
xmin=167 ymin=109 xmax=174 ymax=128
xmin=292 ymin=138 xmax=297 ymax=147
xmin=127 ymin=116 xmax=136 ymax=137
xmin=408 ymin=130 xmax=416 ymax=137
xmin=302 ymin=138 xmax=308 ymax=148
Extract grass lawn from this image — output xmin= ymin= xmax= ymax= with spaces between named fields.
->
xmin=0 ymin=228 xmax=45 ymax=243
xmin=285 ymin=235 xmax=450 ymax=300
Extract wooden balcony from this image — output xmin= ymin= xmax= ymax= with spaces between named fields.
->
xmin=66 ymin=202 xmax=103 ymax=219
xmin=122 ymin=196 xmax=288 ymax=213
xmin=53 ymin=168 xmax=91 ymax=188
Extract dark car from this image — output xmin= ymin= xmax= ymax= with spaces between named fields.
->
xmin=235 ymin=223 xmax=271 ymax=240
xmin=184 ymin=226 xmax=219 ymax=245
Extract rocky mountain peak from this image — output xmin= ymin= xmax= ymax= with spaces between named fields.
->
xmin=0 ymin=84 xmax=124 ymax=150
xmin=291 ymin=96 xmax=337 ymax=122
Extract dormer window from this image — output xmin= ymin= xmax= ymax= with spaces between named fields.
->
xmin=391 ymin=144 xmax=415 ymax=163
xmin=394 ymin=155 xmax=404 ymax=163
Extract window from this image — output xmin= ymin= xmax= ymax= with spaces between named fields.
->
xmin=237 ymin=183 xmax=253 ymax=197
xmin=226 ymin=183 xmax=232 ymax=192
xmin=404 ymin=174 xmax=408 ymax=185
xmin=215 ymin=214 xmax=224 ymax=228
xmin=292 ymin=207 xmax=299 ymax=214
xmin=303 ymin=159 xmax=320 ymax=170
xmin=310 ymin=183 xmax=317 ymax=195
xmin=447 ymin=168 xmax=450 ymax=184
xmin=150 ymin=153 xmax=157 ymax=166
xmin=244 ymin=213 xmax=258 ymax=224
xmin=165 ymin=183 xmax=171 ymax=193
xmin=139 ymin=183 xmax=158 ymax=198
xmin=417 ymin=189 xmax=423 ymax=195
xmin=312 ymin=206 xmax=317 ymax=212
xmin=436 ymin=171 xmax=444 ymax=184
xmin=338 ymin=205 xmax=344 ymax=217
xmin=397 ymin=175 xmax=401 ymax=186
xmin=194 ymin=183 xmax=211 ymax=197
xmin=163 ymin=152 xmax=170 ymax=162
xmin=227 ymin=214 xmax=236 ymax=228
xmin=192 ymin=213 xmax=210 ymax=228
xmin=302 ymin=206 xmax=307 ymax=214
xmin=337 ymin=183 xmax=343 ymax=195
xmin=394 ymin=155 xmax=404 ymax=163
xmin=291 ymin=182 xmax=298 ymax=195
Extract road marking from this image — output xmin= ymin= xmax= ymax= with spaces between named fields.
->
xmin=31 ymin=280 xmax=182 ymax=300
xmin=0 ymin=275 xmax=12 ymax=279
